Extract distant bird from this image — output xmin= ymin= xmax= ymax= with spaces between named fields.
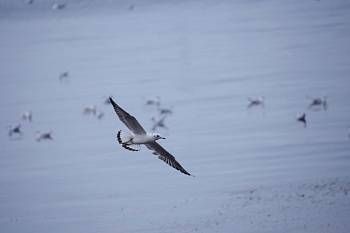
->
xmin=297 ymin=112 xmax=307 ymax=127
xmin=146 ymin=96 xmax=161 ymax=107
xmin=104 ymin=97 xmax=112 ymax=105
xmin=83 ymin=105 xmax=97 ymax=115
xmin=308 ymin=96 xmax=327 ymax=110
xmin=25 ymin=0 xmax=34 ymax=4
xmin=52 ymin=3 xmax=66 ymax=10
xmin=151 ymin=115 xmax=168 ymax=131
xmin=109 ymin=97 xmax=192 ymax=176
xmin=158 ymin=107 xmax=173 ymax=116
xmin=21 ymin=111 xmax=33 ymax=122
xmin=128 ymin=4 xmax=135 ymax=11
xmin=8 ymin=124 xmax=22 ymax=137
xmin=247 ymin=96 xmax=265 ymax=108
xmin=59 ymin=71 xmax=69 ymax=82
xmin=36 ymin=131 xmax=53 ymax=142
xmin=97 ymin=111 xmax=104 ymax=120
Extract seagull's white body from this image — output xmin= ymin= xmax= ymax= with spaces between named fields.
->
xmin=109 ymin=97 xmax=191 ymax=176
xmin=120 ymin=133 xmax=155 ymax=145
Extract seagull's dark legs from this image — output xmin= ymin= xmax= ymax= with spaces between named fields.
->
xmin=117 ymin=130 xmax=139 ymax=152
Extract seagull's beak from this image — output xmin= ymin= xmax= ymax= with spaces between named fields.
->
xmin=161 ymin=137 xmax=166 ymax=139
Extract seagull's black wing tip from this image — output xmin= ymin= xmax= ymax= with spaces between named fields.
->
xmin=185 ymin=171 xmax=194 ymax=177
xmin=180 ymin=168 xmax=193 ymax=176
xmin=109 ymin=96 xmax=117 ymax=107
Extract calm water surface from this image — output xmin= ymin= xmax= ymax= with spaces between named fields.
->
xmin=1 ymin=0 xmax=350 ymax=232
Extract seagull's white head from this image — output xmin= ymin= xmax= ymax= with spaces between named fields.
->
xmin=152 ymin=133 xmax=166 ymax=140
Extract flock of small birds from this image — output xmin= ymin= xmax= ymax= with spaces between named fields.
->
xmin=9 ymin=89 xmax=346 ymax=141
xmin=145 ymin=96 xmax=173 ymax=132
xmin=6 ymin=66 xmax=175 ymax=142
xmin=7 ymin=68 xmax=177 ymax=142
xmin=83 ymin=104 xmax=105 ymax=120
xmin=7 ymin=72 xmax=106 ymax=142
xmin=24 ymin=0 xmax=136 ymax=12
xmin=247 ymin=95 xmax=329 ymax=128
xmin=51 ymin=2 xmax=66 ymax=10
xmin=25 ymin=0 xmax=67 ymax=10
xmin=8 ymin=113 xmax=53 ymax=142
xmin=297 ymin=96 xmax=328 ymax=127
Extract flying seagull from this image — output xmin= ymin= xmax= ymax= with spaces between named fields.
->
xmin=247 ymin=96 xmax=265 ymax=108
xmin=109 ymin=97 xmax=192 ymax=176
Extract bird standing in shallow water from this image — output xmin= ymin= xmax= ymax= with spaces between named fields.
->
xmin=297 ymin=112 xmax=307 ymax=127
xmin=308 ymin=96 xmax=327 ymax=111
xmin=52 ymin=3 xmax=66 ymax=10
xmin=97 ymin=111 xmax=104 ymax=120
xmin=59 ymin=71 xmax=69 ymax=82
xmin=83 ymin=105 xmax=97 ymax=115
xmin=109 ymin=97 xmax=192 ymax=176
xmin=158 ymin=107 xmax=173 ymax=116
xmin=21 ymin=111 xmax=33 ymax=122
xmin=145 ymin=96 xmax=161 ymax=107
xmin=104 ymin=97 xmax=112 ymax=105
xmin=151 ymin=115 xmax=168 ymax=132
xmin=36 ymin=131 xmax=53 ymax=142
xmin=247 ymin=96 xmax=265 ymax=108
xmin=9 ymin=124 xmax=22 ymax=137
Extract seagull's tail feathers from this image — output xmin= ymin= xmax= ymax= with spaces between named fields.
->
xmin=117 ymin=130 xmax=139 ymax=152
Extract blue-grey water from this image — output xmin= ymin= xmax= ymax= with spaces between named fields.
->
xmin=1 ymin=0 xmax=350 ymax=232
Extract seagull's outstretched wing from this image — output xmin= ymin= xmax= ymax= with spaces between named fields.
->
xmin=146 ymin=142 xmax=191 ymax=176
xmin=109 ymin=97 xmax=146 ymax=135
